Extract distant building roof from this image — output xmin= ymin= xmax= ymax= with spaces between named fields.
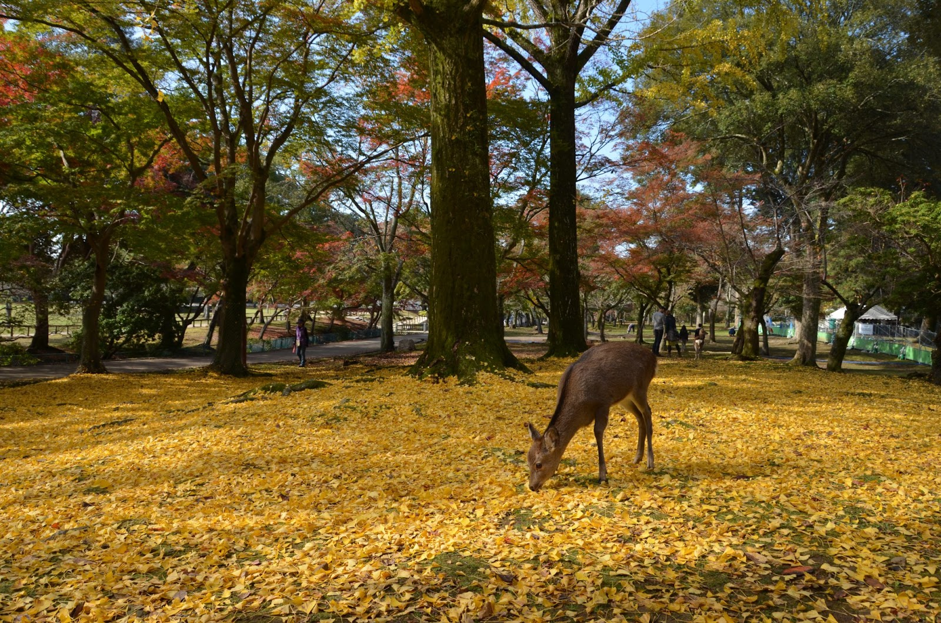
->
xmin=826 ymin=305 xmax=898 ymax=321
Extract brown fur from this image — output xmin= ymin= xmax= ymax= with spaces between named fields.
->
xmin=526 ymin=342 xmax=657 ymax=491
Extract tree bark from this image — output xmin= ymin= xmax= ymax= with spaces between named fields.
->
xmin=736 ymin=246 xmax=784 ymax=360
xmin=379 ymin=256 xmax=396 ymax=353
xmin=28 ymin=289 xmax=50 ymax=352
xmin=634 ymin=301 xmax=649 ymax=345
xmin=929 ymin=317 xmax=941 ymax=385
xmin=792 ymin=207 xmax=826 ymax=366
xmin=401 ymin=2 xmax=522 ymax=381
xmin=827 ymin=304 xmax=864 ymax=372
xmin=760 ymin=317 xmax=770 ymax=356
xmin=792 ymin=263 xmax=822 ymax=366
xmin=204 ymin=301 xmax=222 ymax=348
xmin=545 ymin=85 xmax=587 ymax=357
xmin=709 ymin=275 xmax=722 ymax=342
xmin=211 ymin=255 xmax=250 ymax=376
xmin=76 ymin=243 xmax=109 ymax=374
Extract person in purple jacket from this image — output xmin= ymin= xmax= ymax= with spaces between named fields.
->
xmin=294 ymin=318 xmax=310 ymax=367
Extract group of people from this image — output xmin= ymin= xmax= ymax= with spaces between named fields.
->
xmin=650 ymin=307 xmax=707 ymax=358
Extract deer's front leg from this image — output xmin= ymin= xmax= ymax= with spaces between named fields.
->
xmin=594 ymin=406 xmax=610 ymax=483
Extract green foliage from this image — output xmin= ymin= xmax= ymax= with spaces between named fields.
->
xmin=633 ymin=0 xmax=941 ymax=198
xmin=61 ymin=256 xmax=192 ymax=357
xmin=0 ymin=342 xmax=39 ymax=367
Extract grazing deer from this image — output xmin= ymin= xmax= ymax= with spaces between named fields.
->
xmin=525 ymin=342 xmax=657 ymax=491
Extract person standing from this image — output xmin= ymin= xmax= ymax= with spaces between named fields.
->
xmin=652 ymin=306 xmax=666 ymax=356
xmin=294 ymin=318 xmax=310 ymax=367
xmin=664 ymin=309 xmax=679 ymax=356
xmin=679 ymin=324 xmax=689 ymax=355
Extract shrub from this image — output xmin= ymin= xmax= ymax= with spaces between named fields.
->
xmin=0 ymin=342 xmax=40 ymax=367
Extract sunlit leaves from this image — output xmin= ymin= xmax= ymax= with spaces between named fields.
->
xmin=1 ymin=355 xmax=939 ymax=620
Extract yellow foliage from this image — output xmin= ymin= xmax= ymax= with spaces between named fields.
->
xmin=0 ymin=356 xmax=940 ymax=621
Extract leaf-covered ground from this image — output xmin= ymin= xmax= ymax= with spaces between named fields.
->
xmin=1 ymin=353 xmax=940 ymax=622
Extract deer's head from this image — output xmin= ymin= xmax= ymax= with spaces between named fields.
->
xmin=526 ymin=422 xmax=562 ymax=491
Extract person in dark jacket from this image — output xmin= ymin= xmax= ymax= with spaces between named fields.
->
xmin=294 ymin=318 xmax=310 ymax=367
xmin=679 ymin=325 xmax=689 ymax=354
xmin=664 ymin=310 xmax=679 ymax=356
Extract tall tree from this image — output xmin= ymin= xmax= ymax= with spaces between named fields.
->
xmin=632 ymin=0 xmax=941 ymax=367
xmin=2 ymin=0 xmax=387 ymax=376
xmin=694 ymin=163 xmax=786 ymax=360
xmin=879 ymin=191 xmax=941 ymax=385
xmin=0 ymin=31 xmax=173 ymax=372
xmin=820 ymin=191 xmax=901 ymax=372
xmin=395 ymin=0 xmax=522 ymax=381
xmin=482 ymin=0 xmax=633 ymax=357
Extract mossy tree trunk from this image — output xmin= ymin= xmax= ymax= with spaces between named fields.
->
xmin=398 ymin=0 xmax=521 ymax=381
xmin=733 ymin=245 xmax=784 ymax=360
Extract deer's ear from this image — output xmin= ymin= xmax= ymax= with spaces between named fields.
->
xmin=544 ymin=427 xmax=559 ymax=452
xmin=526 ymin=422 xmax=541 ymax=441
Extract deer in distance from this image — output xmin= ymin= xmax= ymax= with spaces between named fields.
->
xmin=526 ymin=342 xmax=657 ymax=491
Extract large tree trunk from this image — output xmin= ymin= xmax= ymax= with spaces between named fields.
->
xmin=792 ymin=264 xmax=822 ymax=366
xmin=28 ymin=289 xmax=49 ymax=352
xmin=212 ymin=255 xmax=250 ymax=376
xmin=736 ymin=246 xmax=784 ymax=360
xmin=792 ymin=207 xmax=826 ymax=366
xmin=544 ymin=83 xmax=587 ymax=358
xmin=403 ymin=5 xmax=521 ymax=381
xmin=76 ymin=245 xmax=109 ymax=374
xmin=827 ymin=303 xmax=864 ymax=372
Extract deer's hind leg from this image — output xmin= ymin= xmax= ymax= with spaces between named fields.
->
xmin=625 ymin=401 xmax=647 ymax=466
xmin=594 ymin=405 xmax=611 ymax=483
xmin=628 ymin=394 xmax=654 ymax=470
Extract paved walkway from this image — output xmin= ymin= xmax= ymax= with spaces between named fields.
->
xmin=0 ymin=335 xmax=429 ymax=383
xmin=0 ymin=333 xmax=558 ymax=384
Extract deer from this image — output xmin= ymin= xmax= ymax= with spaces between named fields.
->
xmin=525 ymin=342 xmax=657 ymax=492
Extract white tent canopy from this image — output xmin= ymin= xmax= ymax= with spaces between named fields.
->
xmin=826 ymin=305 xmax=898 ymax=322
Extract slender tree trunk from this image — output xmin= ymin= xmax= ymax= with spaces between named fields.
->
xmin=76 ymin=246 xmax=109 ymax=374
xmin=927 ymin=316 xmax=941 ymax=385
xmin=709 ymin=275 xmax=722 ymax=342
xmin=827 ymin=304 xmax=864 ymax=372
xmin=380 ymin=257 xmax=396 ymax=353
xmin=545 ymin=80 xmax=587 ymax=358
xmin=174 ymin=321 xmax=190 ymax=349
xmin=402 ymin=5 xmax=521 ymax=380
xmin=28 ymin=289 xmax=50 ymax=352
xmin=760 ymin=317 xmax=770 ymax=356
xmin=212 ymin=255 xmax=250 ymax=376
xmin=634 ymin=301 xmax=649 ymax=345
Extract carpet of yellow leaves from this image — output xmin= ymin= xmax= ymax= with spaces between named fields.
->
xmin=1 ymin=355 xmax=940 ymax=622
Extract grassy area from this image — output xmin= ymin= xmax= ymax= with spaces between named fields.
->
xmin=1 ymin=351 xmax=939 ymax=621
